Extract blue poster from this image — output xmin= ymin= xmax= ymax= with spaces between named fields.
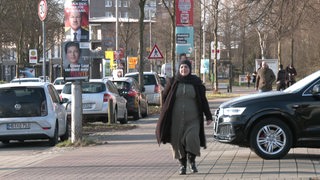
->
xmin=176 ymin=26 xmax=194 ymax=57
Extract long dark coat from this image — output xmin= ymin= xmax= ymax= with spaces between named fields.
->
xmin=155 ymin=77 xmax=212 ymax=148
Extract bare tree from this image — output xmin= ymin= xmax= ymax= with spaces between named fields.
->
xmin=161 ymin=0 xmax=176 ymax=77
xmin=0 ymin=0 xmax=64 ymax=77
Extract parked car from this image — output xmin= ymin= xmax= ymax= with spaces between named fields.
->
xmin=159 ymin=75 xmax=167 ymax=88
xmin=112 ymin=77 xmax=148 ymax=120
xmin=53 ymin=77 xmax=66 ymax=94
xmin=39 ymin=76 xmax=50 ymax=82
xmin=0 ymin=82 xmax=69 ymax=146
xmin=124 ymin=72 xmax=163 ymax=105
xmin=213 ymin=70 xmax=320 ymax=159
xmin=61 ymin=79 xmax=128 ymax=124
xmin=10 ymin=78 xmax=42 ymax=83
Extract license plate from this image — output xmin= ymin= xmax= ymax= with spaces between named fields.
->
xmin=83 ymin=103 xmax=93 ymax=109
xmin=7 ymin=123 xmax=30 ymax=130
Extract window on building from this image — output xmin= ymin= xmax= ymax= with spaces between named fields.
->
xmin=105 ymin=0 xmax=112 ymax=7
xmin=105 ymin=11 xmax=113 ymax=18
xmin=122 ymin=12 xmax=128 ymax=18
xmin=123 ymin=1 xmax=128 ymax=7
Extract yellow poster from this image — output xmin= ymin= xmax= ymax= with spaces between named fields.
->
xmin=105 ymin=51 xmax=115 ymax=69
xmin=128 ymin=57 xmax=138 ymax=69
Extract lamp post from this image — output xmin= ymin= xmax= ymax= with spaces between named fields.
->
xmin=115 ymin=0 xmax=119 ymax=52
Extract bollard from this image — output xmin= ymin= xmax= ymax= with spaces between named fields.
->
xmin=108 ymin=98 xmax=114 ymax=124
xmin=71 ymin=81 xmax=82 ymax=143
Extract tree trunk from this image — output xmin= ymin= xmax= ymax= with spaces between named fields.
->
xmin=138 ymin=0 xmax=146 ymax=90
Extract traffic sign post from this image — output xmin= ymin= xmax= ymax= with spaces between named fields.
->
xmin=38 ymin=0 xmax=47 ymax=82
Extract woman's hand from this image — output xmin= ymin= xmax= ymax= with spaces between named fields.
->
xmin=207 ymin=120 xmax=213 ymax=125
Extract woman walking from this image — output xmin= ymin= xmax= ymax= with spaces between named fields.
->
xmin=156 ymin=60 xmax=213 ymax=175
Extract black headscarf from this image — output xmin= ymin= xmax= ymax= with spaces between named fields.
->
xmin=175 ymin=60 xmax=202 ymax=85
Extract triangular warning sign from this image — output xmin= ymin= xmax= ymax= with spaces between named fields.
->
xmin=148 ymin=44 xmax=163 ymax=59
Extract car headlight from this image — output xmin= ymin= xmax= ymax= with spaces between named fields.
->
xmin=222 ymin=107 xmax=246 ymax=116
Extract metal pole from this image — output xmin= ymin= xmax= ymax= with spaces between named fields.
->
xmin=71 ymin=81 xmax=82 ymax=143
xmin=42 ymin=21 xmax=46 ymax=82
xmin=149 ymin=9 xmax=152 ymax=72
xmin=115 ymin=0 xmax=119 ymax=51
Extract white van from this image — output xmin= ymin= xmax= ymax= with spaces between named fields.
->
xmin=160 ymin=63 xmax=179 ymax=78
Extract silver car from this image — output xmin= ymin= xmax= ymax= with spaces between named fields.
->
xmin=53 ymin=77 xmax=66 ymax=94
xmin=0 ymin=82 xmax=69 ymax=146
xmin=10 ymin=78 xmax=42 ymax=83
xmin=61 ymin=79 xmax=128 ymax=124
xmin=124 ymin=72 xmax=163 ymax=105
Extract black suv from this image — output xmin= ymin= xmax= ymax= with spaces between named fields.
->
xmin=213 ymin=70 xmax=320 ymax=159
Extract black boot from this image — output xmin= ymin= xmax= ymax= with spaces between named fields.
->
xmin=188 ymin=153 xmax=198 ymax=173
xmin=178 ymin=157 xmax=187 ymax=175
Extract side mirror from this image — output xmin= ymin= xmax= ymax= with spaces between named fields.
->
xmin=61 ymin=98 xmax=69 ymax=104
xmin=312 ymin=84 xmax=320 ymax=96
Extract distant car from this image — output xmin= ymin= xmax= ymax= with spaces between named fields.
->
xmin=0 ymin=82 xmax=69 ymax=146
xmin=61 ymin=79 xmax=128 ymax=124
xmin=10 ymin=78 xmax=42 ymax=83
xmin=39 ymin=76 xmax=50 ymax=82
xmin=112 ymin=77 xmax=148 ymax=120
xmin=53 ymin=77 xmax=66 ymax=94
xmin=124 ymin=72 xmax=163 ymax=105
xmin=213 ymin=70 xmax=320 ymax=159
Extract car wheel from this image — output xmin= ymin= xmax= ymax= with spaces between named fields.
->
xmin=49 ymin=122 xmax=59 ymax=146
xmin=141 ymin=103 xmax=148 ymax=118
xmin=250 ymin=118 xmax=292 ymax=159
xmin=120 ymin=109 xmax=128 ymax=124
xmin=60 ymin=120 xmax=70 ymax=141
xmin=133 ymin=104 xmax=141 ymax=120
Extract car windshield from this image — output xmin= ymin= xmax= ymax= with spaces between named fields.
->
xmin=62 ymin=82 xmax=106 ymax=94
xmin=284 ymin=70 xmax=320 ymax=93
xmin=0 ymin=87 xmax=46 ymax=117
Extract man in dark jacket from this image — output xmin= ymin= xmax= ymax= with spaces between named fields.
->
xmin=255 ymin=61 xmax=276 ymax=92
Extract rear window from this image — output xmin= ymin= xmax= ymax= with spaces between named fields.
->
xmin=0 ymin=87 xmax=46 ymax=117
xmin=125 ymin=74 xmax=157 ymax=85
xmin=62 ymin=83 xmax=106 ymax=94
xmin=113 ymin=81 xmax=131 ymax=90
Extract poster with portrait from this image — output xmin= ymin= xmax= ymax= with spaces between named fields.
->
xmin=63 ymin=41 xmax=90 ymax=81
xmin=217 ymin=61 xmax=231 ymax=79
xmin=64 ymin=0 xmax=89 ymax=42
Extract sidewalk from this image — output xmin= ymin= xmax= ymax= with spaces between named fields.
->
xmin=1 ymin=86 xmax=320 ymax=179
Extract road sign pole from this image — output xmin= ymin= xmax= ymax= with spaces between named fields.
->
xmin=38 ymin=0 xmax=47 ymax=82
xmin=42 ymin=21 xmax=46 ymax=82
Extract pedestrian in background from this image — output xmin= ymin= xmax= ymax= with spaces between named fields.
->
xmin=276 ymin=64 xmax=287 ymax=91
xmin=255 ymin=61 xmax=276 ymax=92
xmin=156 ymin=60 xmax=213 ymax=175
xmin=252 ymin=71 xmax=257 ymax=87
xmin=246 ymin=72 xmax=251 ymax=88
xmin=286 ymin=64 xmax=297 ymax=87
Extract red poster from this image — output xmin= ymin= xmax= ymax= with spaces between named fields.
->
xmin=175 ymin=0 xmax=193 ymax=26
